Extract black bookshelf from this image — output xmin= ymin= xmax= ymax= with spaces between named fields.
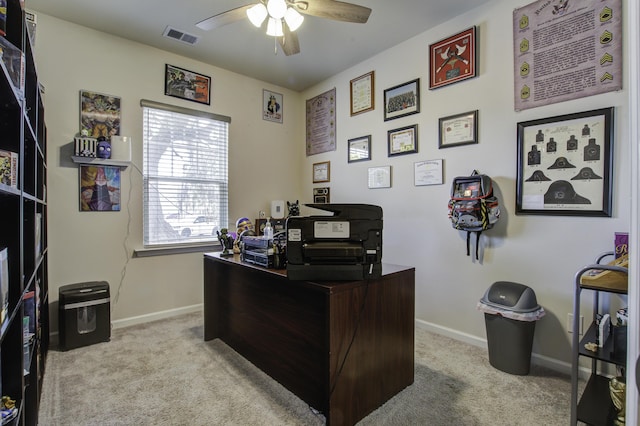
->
xmin=0 ymin=1 xmax=48 ymax=425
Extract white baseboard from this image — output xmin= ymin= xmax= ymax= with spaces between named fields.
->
xmin=415 ymin=318 xmax=591 ymax=379
xmin=49 ymin=304 xmax=203 ymax=347
xmin=111 ymin=303 xmax=203 ymax=329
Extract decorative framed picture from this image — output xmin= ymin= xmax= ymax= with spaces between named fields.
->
xmin=164 ymin=64 xmax=211 ymax=105
xmin=429 ymin=26 xmax=477 ymax=90
xmin=263 ymin=89 xmax=283 ymax=123
xmin=388 ymin=124 xmax=418 ymax=157
xmin=516 ymin=107 xmax=614 ymax=217
xmin=79 ymin=165 xmax=121 ymax=211
xmin=348 ymin=135 xmax=372 ymax=163
xmin=350 ymin=71 xmax=375 ymax=116
xmin=383 ymin=78 xmax=420 ymax=121
xmin=368 ymin=166 xmax=391 ymax=189
xmin=439 ymin=110 xmax=478 ymax=149
xmin=313 ymin=161 xmax=330 ymax=183
xmin=80 ymin=90 xmax=121 ymax=138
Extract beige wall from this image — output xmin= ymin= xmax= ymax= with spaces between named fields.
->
xmin=34 ymin=14 xmax=305 ymax=330
xmin=35 ymin=0 xmax=631 ymax=372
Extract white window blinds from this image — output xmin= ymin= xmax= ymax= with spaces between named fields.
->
xmin=141 ymin=100 xmax=230 ymax=247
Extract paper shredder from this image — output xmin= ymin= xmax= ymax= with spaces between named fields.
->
xmin=59 ymin=281 xmax=111 ymax=351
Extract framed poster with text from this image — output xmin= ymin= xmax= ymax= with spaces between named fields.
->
xmin=513 ymin=0 xmax=622 ymax=111
xmin=306 ymin=88 xmax=337 ymax=156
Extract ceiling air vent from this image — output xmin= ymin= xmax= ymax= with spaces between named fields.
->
xmin=163 ymin=26 xmax=199 ymax=45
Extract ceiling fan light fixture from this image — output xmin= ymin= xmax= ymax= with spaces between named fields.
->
xmin=247 ymin=3 xmax=268 ymax=27
xmin=284 ymin=8 xmax=304 ymax=31
xmin=266 ymin=17 xmax=284 ymax=37
xmin=266 ymin=0 xmax=287 ymax=20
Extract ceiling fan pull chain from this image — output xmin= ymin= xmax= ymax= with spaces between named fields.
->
xmin=274 ymin=36 xmax=278 ymax=55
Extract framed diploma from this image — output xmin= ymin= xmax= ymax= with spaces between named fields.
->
xmin=438 ymin=110 xmax=478 ymax=149
xmin=388 ymin=124 xmax=418 ymax=157
xmin=368 ymin=166 xmax=391 ymax=189
xmin=350 ymin=71 xmax=375 ymax=116
xmin=414 ymin=159 xmax=444 ymax=186
xmin=313 ymin=161 xmax=330 ymax=183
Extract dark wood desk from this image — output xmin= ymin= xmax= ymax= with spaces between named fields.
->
xmin=203 ymin=253 xmax=415 ymax=426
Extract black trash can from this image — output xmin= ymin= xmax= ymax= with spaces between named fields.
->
xmin=59 ymin=281 xmax=111 ymax=351
xmin=479 ymin=281 xmax=545 ymax=375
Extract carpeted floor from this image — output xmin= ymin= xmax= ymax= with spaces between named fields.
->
xmin=38 ymin=311 xmax=573 ymax=425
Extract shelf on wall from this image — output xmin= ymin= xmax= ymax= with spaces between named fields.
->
xmin=71 ymin=156 xmax=130 ymax=169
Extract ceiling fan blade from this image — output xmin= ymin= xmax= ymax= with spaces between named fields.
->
xmin=291 ymin=0 xmax=372 ymax=23
xmin=279 ymin=24 xmax=301 ymax=56
xmin=196 ymin=4 xmax=255 ymax=31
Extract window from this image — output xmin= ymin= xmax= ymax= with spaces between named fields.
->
xmin=141 ymin=99 xmax=230 ymax=247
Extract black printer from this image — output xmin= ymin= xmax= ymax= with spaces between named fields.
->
xmin=286 ymin=204 xmax=382 ymax=280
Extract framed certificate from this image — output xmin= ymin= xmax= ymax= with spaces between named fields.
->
xmin=350 ymin=71 xmax=375 ymax=116
xmin=368 ymin=166 xmax=391 ymax=189
xmin=348 ymin=135 xmax=371 ymax=163
xmin=439 ymin=110 xmax=478 ymax=149
xmin=313 ymin=161 xmax=330 ymax=183
xmin=388 ymin=124 xmax=418 ymax=157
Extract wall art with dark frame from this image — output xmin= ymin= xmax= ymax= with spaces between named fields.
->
xmin=516 ymin=107 xmax=614 ymax=217
xmin=429 ymin=26 xmax=477 ymax=90
xmin=164 ymin=64 xmax=211 ymax=105
xmin=388 ymin=124 xmax=418 ymax=157
xmin=348 ymin=135 xmax=371 ymax=163
xmin=383 ymin=78 xmax=420 ymax=121
xmin=438 ymin=110 xmax=478 ymax=149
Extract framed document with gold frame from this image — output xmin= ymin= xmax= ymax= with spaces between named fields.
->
xmin=350 ymin=71 xmax=375 ymax=116
xmin=313 ymin=161 xmax=330 ymax=183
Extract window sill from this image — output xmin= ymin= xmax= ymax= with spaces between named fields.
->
xmin=133 ymin=243 xmax=221 ymax=258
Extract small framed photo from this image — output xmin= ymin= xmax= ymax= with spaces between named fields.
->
xmin=350 ymin=71 xmax=375 ymax=116
xmin=439 ymin=110 xmax=478 ymax=149
xmin=429 ymin=26 xmax=477 ymax=90
xmin=313 ymin=161 xmax=330 ymax=183
xmin=368 ymin=166 xmax=391 ymax=189
xmin=263 ymin=89 xmax=283 ymax=123
xmin=348 ymin=135 xmax=371 ymax=163
xmin=516 ymin=107 xmax=614 ymax=217
xmin=383 ymin=78 xmax=420 ymax=121
xmin=388 ymin=124 xmax=418 ymax=157
xmin=164 ymin=64 xmax=211 ymax=105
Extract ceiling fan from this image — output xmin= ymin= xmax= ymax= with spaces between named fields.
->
xmin=196 ymin=0 xmax=372 ymax=56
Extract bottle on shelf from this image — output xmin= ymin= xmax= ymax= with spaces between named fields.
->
xmin=263 ymin=218 xmax=273 ymax=240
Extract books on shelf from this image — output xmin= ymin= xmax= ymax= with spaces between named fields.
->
xmin=0 ymin=247 xmax=7 ymax=326
xmin=0 ymin=149 xmax=17 ymax=188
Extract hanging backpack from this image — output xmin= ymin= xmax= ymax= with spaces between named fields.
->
xmin=448 ymin=171 xmax=500 ymax=259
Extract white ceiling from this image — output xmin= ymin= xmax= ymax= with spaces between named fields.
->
xmin=27 ymin=0 xmax=493 ymax=92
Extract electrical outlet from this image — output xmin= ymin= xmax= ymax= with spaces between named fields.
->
xmin=567 ymin=313 xmax=584 ymax=335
